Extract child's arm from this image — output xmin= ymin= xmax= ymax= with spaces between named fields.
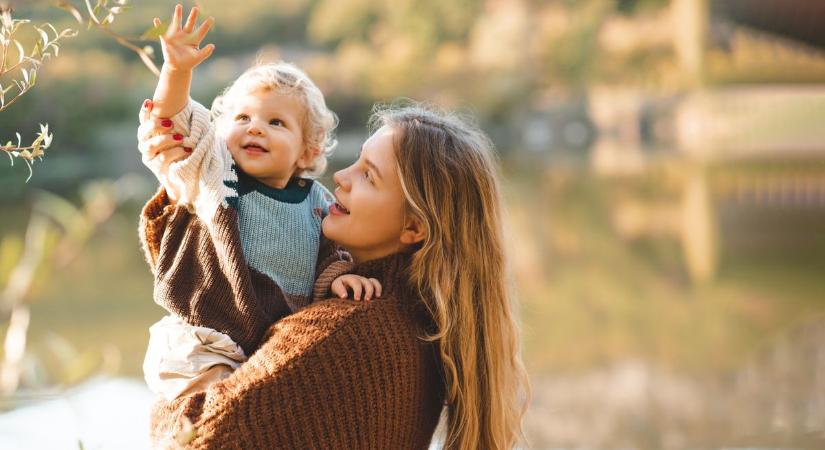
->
xmin=151 ymin=4 xmax=215 ymax=118
xmin=140 ymin=5 xmax=224 ymax=207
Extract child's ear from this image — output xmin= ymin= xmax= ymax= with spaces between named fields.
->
xmin=399 ymin=214 xmax=427 ymax=245
xmin=297 ymin=146 xmax=321 ymax=169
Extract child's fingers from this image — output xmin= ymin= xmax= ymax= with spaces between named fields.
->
xmin=153 ymin=17 xmax=162 ymax=29
xmin=346 ymin=279 xmax=363 ymax=301
xmin=169 ymin=4 xmax=183 ymax=32
xmin=193 ymin=17 xmax=214 ymax=45
xmin=361 ymin=279 xmax=374 ymax=301
xmin=183 ymin=6 xmax=199 ymax=33
xmin=194 ymin=44 xmax=215 ymax=65
xmin=331 ymin=278 xmax=347 ymax=299
xmin=368 ymin=278 xmax=382 ymax=298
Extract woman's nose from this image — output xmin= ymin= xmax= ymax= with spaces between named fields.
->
xmin=333 ymin=169 xmax=350 ymax=191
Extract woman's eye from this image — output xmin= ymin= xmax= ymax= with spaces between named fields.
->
xmin=270 ymin=119 xmax=283 ymax=126
xmin=363 ymin=170 xmax=372 ymax=182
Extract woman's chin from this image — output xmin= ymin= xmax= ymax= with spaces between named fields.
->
xmin=321 ymin=216 xmax=342 ymax=241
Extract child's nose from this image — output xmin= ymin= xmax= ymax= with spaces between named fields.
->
xmin=246 ymin=122 xmax=264 ymax=136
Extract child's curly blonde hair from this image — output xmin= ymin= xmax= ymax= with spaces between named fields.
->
xmin=211 ymin=61 xmax=338 ymax=178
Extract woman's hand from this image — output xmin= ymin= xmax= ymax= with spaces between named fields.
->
xmin=138 ymin=99 xmax=191 ymax=203
xmin=138 ymin=99 xmax=191 ymax=167
xmin=155 ymin=4 xmax=215 ymax=72
xmin=331 ymin=275 xmax=382 ymax=301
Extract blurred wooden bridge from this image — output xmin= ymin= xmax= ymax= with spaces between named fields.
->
xmin=590 ymin=0 xmax=825 ymax=283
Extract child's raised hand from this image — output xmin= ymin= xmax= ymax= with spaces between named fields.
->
xmin=155 ymin=4 xmax=215 ymax=71
xmin=331 ymin=275 xmax=382 ymax=301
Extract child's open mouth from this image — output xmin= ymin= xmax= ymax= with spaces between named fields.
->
xmin=242 ymin=144 xmax=268 ymax=153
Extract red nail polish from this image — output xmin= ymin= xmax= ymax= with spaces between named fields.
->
xmin=162 ymin=119 xmax=173 ymax=128
xmin=173 ymin=134 xmax=183 ymax=141
xmin=143 ymin=99 xmax=151 ymax=108
xmin=184 ymin=147 xmax=193 ymax=153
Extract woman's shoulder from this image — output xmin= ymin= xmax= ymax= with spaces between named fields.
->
xmin=268 ymin=294 xmax=427 ymax=351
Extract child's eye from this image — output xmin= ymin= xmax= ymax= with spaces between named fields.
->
xmin=235 ymin=114 xmax=249 ymax=121
xmin=269 ymin=119 xmax=283 ymax=126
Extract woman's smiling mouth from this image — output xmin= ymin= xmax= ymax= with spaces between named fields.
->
xmin=329 ymin=201 xmax=350 ymax=215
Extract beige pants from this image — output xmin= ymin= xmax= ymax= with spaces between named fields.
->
xmin=143 ymin=315 xmax=247 ymax=401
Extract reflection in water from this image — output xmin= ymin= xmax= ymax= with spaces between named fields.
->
xmin=526 ymin=322 xmax=825 ymax=449
xmin=515 ymin=85 xmax=825 ymax=448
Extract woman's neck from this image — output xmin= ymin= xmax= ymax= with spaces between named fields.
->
xmin=349 ymin=244 xmax=407 ymax=265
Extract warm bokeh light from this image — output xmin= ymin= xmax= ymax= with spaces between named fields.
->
xmin=2 ymin=0 xmax=825 ymax=448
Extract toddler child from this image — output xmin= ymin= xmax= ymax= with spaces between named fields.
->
xmin=139 ymin=4 xmax=378 ymax=401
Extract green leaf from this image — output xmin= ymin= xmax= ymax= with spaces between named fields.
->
xmin=13 ymin=39 xmax=24 ymax=64
xmin=56 ymin=3 xmax=84 ymax=24
xmin=24 ymin=158 xmax=32 ymax=182
xmin=36 ymin=26 xmax=49 ymax=47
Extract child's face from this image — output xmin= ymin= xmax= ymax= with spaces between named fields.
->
xmin=221 ymin=88 xmax=312 ymax=189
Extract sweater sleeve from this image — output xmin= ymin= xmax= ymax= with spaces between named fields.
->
xmin=138 ymin=185 xmax=293 ymax=355
xmin=149 ymin=299 xmax=444 ymax=449
xmin=312 ymin=235 xmax=354 ymax=302
xmin=139 ymin=186 xmax=175 ymax=274
xmin=310 ymin=182 xmax=354 ymax=302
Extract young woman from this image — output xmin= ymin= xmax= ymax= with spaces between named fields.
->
xmin=138 ymin=100 xmax=529 ymax=449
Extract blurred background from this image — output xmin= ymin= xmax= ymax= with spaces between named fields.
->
xmin=1 ymin=0 xmax=825 ymax=448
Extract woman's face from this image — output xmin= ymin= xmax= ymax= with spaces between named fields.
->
xmin=322 ymin=125 xmax=410 ymax=263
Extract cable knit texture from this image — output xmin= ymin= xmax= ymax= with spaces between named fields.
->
xmin=142 ymin=98 xmax=334 ymax=303
xmin=139 ymin=186 xmax=347 ymax=355
xmin=141 ymin=192 xmax=444 ymax=449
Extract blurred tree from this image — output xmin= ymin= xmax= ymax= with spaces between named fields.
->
xmin=0 ymin=0 xmax=148 ymax=395
xmin=1 ymin=181 xmax=119 ymax=394
xmin=1 ymin=0 xmax=159 ymax=181
xmin=0 ymin=6 xmax=73 ymax=180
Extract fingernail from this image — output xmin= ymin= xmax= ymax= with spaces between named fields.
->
xmin=162 ymin=119 xmax=173 ymax=128
xmin=143 ymin=99 xmax=151 ymax=108
xmin=184 ymin=147 xmax=193 ymax=153
xmin=173 ymin=134 xmax=183 ymax=141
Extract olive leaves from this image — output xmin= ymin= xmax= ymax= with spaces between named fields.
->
xmin=1 ymin=8 xmax=75 ymax=181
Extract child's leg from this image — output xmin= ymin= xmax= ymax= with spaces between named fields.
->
xmin=143 ymin=315 xmax=247 ymax=401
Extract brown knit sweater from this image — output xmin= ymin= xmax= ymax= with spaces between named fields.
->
xmin=140 ymin=188 xmax=445 ymax=449
xmin=139 ymin=185 xmax=346 ymax=355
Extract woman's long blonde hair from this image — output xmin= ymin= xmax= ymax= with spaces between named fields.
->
xmin=372 ymin=103 xmax=529 ymax=449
